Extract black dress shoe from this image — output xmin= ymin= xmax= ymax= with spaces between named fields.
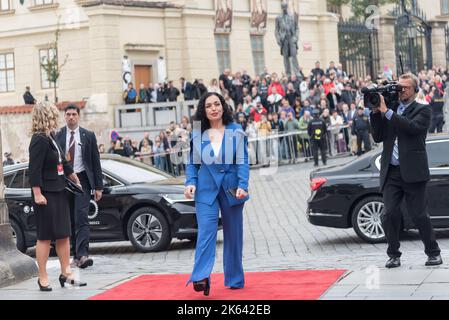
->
xmin=37 ymin=279 xmax=52 ymax=292
xmin=78 ymin=256 xmax=93 ymax=269
xmin=385 ymin=257 xmax=401 ymax=269
xmin=193 ymin=278 xmax=210 ymax=296
xmin=425 ymin=255 xmax=443 ymax=266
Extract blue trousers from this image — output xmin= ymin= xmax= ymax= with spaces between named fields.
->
xmin=188 ymin=186 xmax=245 ymax=288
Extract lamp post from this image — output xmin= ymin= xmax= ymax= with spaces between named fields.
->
xmin=0 ymin=122 xmax=37 ymax=288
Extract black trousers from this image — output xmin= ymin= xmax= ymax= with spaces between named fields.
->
xmin=429 ymin=113 xmax=444 ymax=133
xmin=356 ymin=130 xmax=371 ymax=156
xmin=311 ymin=139 xmax=327 ymax=165
xmin=69 ymin=171 xmax=91 ymax=259
xmin=382 ymin=165 xmax=440 ymax=258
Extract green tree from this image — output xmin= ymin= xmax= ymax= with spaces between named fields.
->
xmin=328 ymin=0 xmax=401 ymax=18
xmin=40 ymin=17 xmax=68 ymax=103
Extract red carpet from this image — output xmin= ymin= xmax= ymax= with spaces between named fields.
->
xmin=89 ymin=270 xmax=346 ymax=300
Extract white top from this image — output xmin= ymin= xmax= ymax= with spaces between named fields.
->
xmin=211 ymin=141 xmax=221 ymax=156
xmin=66 ymin=126 xmax=85 ymax=173
xmin=208 ymin=129 xmax=223 ymax=156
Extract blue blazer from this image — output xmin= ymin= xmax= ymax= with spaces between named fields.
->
xmin=185 ymin=122 xmax=250 ymax=207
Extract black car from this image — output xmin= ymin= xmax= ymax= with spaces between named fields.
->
xmin=307 ymin=134 xmax=449 ymax=243
xmin=4 ymin=154 xmax=215 ymax=253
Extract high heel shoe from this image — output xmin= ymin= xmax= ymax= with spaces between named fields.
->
xmin=37 ymin=279 xmax=52 ymax=292
xmin=193 ymin=278 xmax=210 ymax=296
xmin=59 ymin=274 xmax=87 ymax=288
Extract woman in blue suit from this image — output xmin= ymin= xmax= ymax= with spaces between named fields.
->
xmin=184 ymin=92 xmax=250 ymax=296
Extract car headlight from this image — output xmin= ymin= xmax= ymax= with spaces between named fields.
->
xmin=161 ymin=193 xmax=194 ymax=205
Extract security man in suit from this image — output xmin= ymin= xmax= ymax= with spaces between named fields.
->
xmin=180 ymin=77 xmax=194 ymax=101
xmin=352 ymin=105 xmax=372 ymax=156
xmin=370 ymin=73 xmax=442 ymax=269
xmin=56 ymin=104 xmax=103 ymax=269
xmin=308 ymin=108 xmax=327 ymax=167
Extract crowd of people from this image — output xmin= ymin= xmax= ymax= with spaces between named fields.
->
xmin=9 ymin=63 xmax=448 ymax=171
xmin=113 ymin=62 xmax=449 ymax=173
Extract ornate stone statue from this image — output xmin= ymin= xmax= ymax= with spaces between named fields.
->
xmin=275 ymin=2 xmax=300 ymax=77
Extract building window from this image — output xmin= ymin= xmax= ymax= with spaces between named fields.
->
xmin=327 ymin=1 xmax=342 ymax=15
xmin=0 ymin=0 xmax=10 ymax=11
xmin=40 ymin=48 xmax=57 ymax=89
xmin=35 ymin=0 xmax=54 ymax=5
xmin=0 ymin=53 xmax=15 ymax=93
xmin=250 ymin=35 xmax=265 ymax=77
xmin=215 ymin=34 xmax=231 ymax=74
xmin=442 ymin=0 xmax=449 ymax=15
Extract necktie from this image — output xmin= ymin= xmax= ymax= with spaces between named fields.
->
xmin=392 ymin=104 xmax=406 ymax=163
xmin=69 ymin=131 xmax=75 ymax=167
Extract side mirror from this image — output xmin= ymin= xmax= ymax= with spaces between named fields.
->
xmin=103 ymin=186 xmax=112 ymax=194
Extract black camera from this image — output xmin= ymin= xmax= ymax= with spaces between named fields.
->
xmin=362 ymin=82 xmax=403 ymax=109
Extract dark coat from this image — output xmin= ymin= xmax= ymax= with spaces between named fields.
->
xmin=55 ymin=127 xmax=103 ymax=191
xmin=29 ymin=133 xmax=74 ymax=192
xmin=370 ymin=102 xmax=431 ymax=192
xmin=182 ymin=82 xmax=195 ymax=100
xmin=23 ymin=92 xmax=36 ymax=105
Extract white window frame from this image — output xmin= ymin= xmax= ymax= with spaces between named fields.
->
xmin=0 ymin=0 xmax=11 ymax=11
xmin=215 ymin=34 xmax=231 ymax=74
xmin=34 ymin=0 xmax=54 ymax=5
xmin=250 ymin=35 xmax=266 ymax=77
xmin=0 ymin=52 xmax=15 ymax=93
xmin=39 ymin=48 xmax=57 ymax=89
xmin=442 ymin=0 xmax=449 ymax=15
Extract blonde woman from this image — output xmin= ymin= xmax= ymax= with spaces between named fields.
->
xmin=29 ymin=102 xmax=86 ymax=291
xmin=207 ymin=79 xmax=222 ymax=95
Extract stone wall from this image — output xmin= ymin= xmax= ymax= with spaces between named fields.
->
xmin=1 ymin=111 xmax=112 ymax=162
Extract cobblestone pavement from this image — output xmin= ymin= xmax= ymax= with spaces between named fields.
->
xmin=2 ymin=154 xmax=449 ymax=299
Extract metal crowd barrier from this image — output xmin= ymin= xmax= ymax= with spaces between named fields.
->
xmin=119 ymin=124 xmax=371 ymax=177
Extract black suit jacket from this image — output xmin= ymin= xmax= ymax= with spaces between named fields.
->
xmin=182 ymin=82 xmax=194 ymax=100
xmin=29 ymin=133 xmax=74 ymax=192
xmin=370 ymin=101 xmax=431 ymax=192
xmin=55 ymin=127 xmax=103 ymax=191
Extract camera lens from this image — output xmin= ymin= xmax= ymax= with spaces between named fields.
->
xmin=369 ymin=93 xmax=381 ymax=108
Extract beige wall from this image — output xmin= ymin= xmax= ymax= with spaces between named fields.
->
xmin=0 ymin=110 xmax=112 ymax=163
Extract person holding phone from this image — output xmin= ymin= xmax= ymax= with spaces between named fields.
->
xmin=29 ymin=102 xmax=86 ymax=291
xmin=184 ymin=92 xmax=250 ymax=296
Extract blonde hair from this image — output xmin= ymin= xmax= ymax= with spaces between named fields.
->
xmin=400 ymin=73 xmax=419 ymax=91
xmin=31 ymin=101 xmax=60 ymax=136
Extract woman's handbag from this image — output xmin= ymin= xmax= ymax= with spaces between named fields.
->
xmin=65 ymin=177 xmax=84 ymax=195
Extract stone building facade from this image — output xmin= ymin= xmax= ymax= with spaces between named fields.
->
xmin=0 ymin=0 xmax=340 ymax=159
xmin=337 ymin=0 xmax=449 ymax=75
xmin=2 ymin=0 xmax=448 ymax=160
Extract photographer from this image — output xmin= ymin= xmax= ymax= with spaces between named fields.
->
xmin=370 ymin=73 xmax=442 ymax=269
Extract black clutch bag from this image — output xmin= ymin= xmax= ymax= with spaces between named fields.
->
xmin=65 ymin=177 xmax=84 ymax=195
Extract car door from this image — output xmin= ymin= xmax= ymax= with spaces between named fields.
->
xmin=88 ymin=173 xmax=127 ymax=241
xmin=6 ymin=168 xmax=36 ymax=244
xmin=426 ymin=139 xmax=449 ymax=227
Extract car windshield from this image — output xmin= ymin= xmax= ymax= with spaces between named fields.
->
xmin=101 ymin=159 xmax=168 ymax=184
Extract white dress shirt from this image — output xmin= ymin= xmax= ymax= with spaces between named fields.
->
xmin=66 ymin=126 xmax=85 ymax=173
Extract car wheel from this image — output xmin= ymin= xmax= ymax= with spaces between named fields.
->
xmin=352 ymin=196 xmax=386 ymax=244
xmin=10 ymin=220 xmax=27 ymax=253
xmin=127 ymin=207 xmax=171 ymax=253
